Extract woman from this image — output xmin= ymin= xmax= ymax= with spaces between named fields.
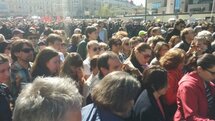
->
xmin=133 ymin=65 xmax=168 ymax=121
xmin=0 ymin=34 xmax=13 ymax=63
xmin=0 ymin=54 xmax=12 ymax=121
xmin=174 ymin=54 xmax=215 ymax=120
xmin=123 ymin=43 xmax=152 ymax=82
xmin=82 ymin=71 xmax=140 ymax=121
xmin=83 ymin=40 xmax=100 ymax=79
xmin=150 ymin=41 xmax=169 ymax=65
xmin=60 ymin=52 xmax=85 ymax=95
xmin=121 ymin=37 xmax=131 ymax=59
xmin=159 ymin=48 xmax=185 ymax=120
xmin=31 ymin=47 xmax=60 ymax=79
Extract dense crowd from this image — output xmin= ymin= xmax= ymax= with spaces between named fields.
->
xmin=0 ymin=17 xmax=215 ymax=121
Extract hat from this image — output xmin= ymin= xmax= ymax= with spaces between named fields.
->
xmin=138 ymin=30 xmax=147 ymax=36
xmin=0 ymin=34 xmax=13 ymax=43
xmin=12 ymin=29 xmax=25 ymax=35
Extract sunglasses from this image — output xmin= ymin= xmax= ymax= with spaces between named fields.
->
xmin=21 ymin=48 xmax=34 ymax=53
xmin=205 ymin=68 xmax=215 ymax=75
xmin=93 ymin=47 xmax=100 ymax=52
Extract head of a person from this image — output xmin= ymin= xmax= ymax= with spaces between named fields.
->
xmin=87 ymin=40 xmax=100 ymax=58
xmin=0 ymin=54 xmax=10 ymax=83
xmin=153 ymin=41 xmax=169 ymax=59
xmin=147 ymin=35 xmax=165 ymax=49
xmin=197 ymin=30 xmax=213 ymax=43
xmin=60 ymin=53 xmax=83 ymax=81
xmin=13 ymin=29 xmax=24 ymax=38
xmin=115 ymin=31 xmax=128 ymax=39
xmin=31 ymin=47 xmax=60 ymax=77
xmin=121 ymin=37 xmax=131 ymax=52
xmin=160 ymin=48 xmax=185 ymax=70
xmin=70 ymin=34 xmax=82 ymax=45
xmin=108 ymin=36 xmax=122 ymax=54
xmin=91 ymin=71 xmax=140 ymax=118
xmin=129 ymin=37 xmax=141 ymax=48
xmin=11 ymin=39 xmax=34 ymax=62
xmin=90 ymin=55 xmax=99 ymax=74
xmin=99 ymin=42 xmax=109 ymax=54
xmin=168 ymin=35 xmax=181 ymax=48
xmin=131 ymin=43 xmax=152 ymax=66
xmin=174 ymin=19 xmax=186 ymax=31
xmin=97 ymin=51 xmax=122 ymax=78
xmin=193 ymin=35 xmax=208 ymax=54
xmin=85 ymin=26 xmax=98 ymax=40
xmin=151 ymin=27 xmax=162 ymax=36
xmin=142 ymin=65 xmax=168 ymax=96
xmin=138 ymin=30 xmax=147 ymax=38
xmin=74 ymin=28 xmax=82 ymax=34
xmin=196 ymin=53 xmax=215 ymax=81
xmin=13 ymin=77 xmax=82 ymax=121
xmin=46 ymin=34 xmax=63 ymax=51
xmin=181 ymin=27 xmax=195 ymax=43
xmin=0 ymin=34 xmax=12 ymax=55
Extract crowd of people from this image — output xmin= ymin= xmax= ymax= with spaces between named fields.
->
xmin=0 ymin=17 xmax=215 ymax=121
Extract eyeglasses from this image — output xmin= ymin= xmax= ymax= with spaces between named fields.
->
xmin=205 ymin=68 xmax=215 ymax=75
xmin=93 ymin=47 xmax=100 ymax=52
xmin=21 ymin=48 xmax=34 ymax=53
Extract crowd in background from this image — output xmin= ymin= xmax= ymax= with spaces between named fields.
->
xmin=0 ymin=17 xmax=215 ymax=121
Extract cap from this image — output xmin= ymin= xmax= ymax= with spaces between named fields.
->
xmin=138 ymin=30 xmax=147 ymax=36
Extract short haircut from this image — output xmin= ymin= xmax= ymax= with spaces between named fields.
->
xmin=154 ymin=41 xmax=169 ymax=59
xmin=160 ymin=48 xmax=185 ymax=70
xmin=85 ymin=26 xmax=97 ymax=39
xmin=174 ymin=19 xmax=185 ymax=27
xmin=142 ymin=65 xmax=167 ymax=91
xmin=181 ymin=27 xmax=194 ymax=41
xmin=197 ymin=53 xmax=215 ymax=70
xmin=91 ymin=71 xmax=140 ymax=113
xmin=86 ymin=40 xmax=99 ymax=51
xmin=13 ymin=77 xmax=82 ymax=121
xmin=11 ymin=39 xmax=33 ymax=61
xmin=46 ymin=34 xmax=62 ymax=45
xmin=108 ymin=36 xmax=121 ymax=49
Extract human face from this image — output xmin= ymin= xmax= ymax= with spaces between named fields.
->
xmin=46 ymin=55 xmax=60 ymax=75
xmin=0 ymin=62 xmax=10 ymax=83
xmin=186 ymin=30 xmax=195 ymax=43
xmin=112 ymin=41 xmax=122 ymax=53
xmin=122 ymin=41 xmax=130 ymax=51
xmin=16 ymin=44 xmax=34 ymax=62
xmin=159 ymin=45 xmax=169 ymax=57
xmin=101 ymin=58 xmax=122 ymax=76
xmin=70 ymin=66 xmax=84 ymax=81
xmin=89 ymin=44 xmax=100 ymax=57
xmin=88 ymin=31 xmax=98 ymax=40
xmin=4 ymin=44 xmax=11 ymax=55
xmin=64 ymin=111 xmax=81 ymax=121
xmin=198 ymin=66 xmax=215 ymax=81
xmin=136 ymin=49 xmax=152 ymax=65
xmin=52 ymin=41 xmax=62 ymax=51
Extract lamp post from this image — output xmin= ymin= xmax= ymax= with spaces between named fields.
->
xmin=145 ymin=0 xmax=147 ymax=22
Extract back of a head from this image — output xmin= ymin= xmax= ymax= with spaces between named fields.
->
xmin=97 ymin=51 xmax=119 ymax=70
xmin=46 ymin=34 xmax=62 ymax=45
xmin=13 ymin=77 xmax=82 ymax=121
xmin=174 ymin=19 xmax=185 ymax=28
xmin=197 ymin=53 xmax=215 ymax=69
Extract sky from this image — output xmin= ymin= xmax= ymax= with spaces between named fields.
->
xmin=132 ymin=0 xmax=145 ymax=6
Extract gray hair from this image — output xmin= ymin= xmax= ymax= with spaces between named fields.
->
xmin=13 ymin=77 xmax=82 ymax=121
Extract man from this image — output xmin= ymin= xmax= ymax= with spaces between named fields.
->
xmin=77 ymin=26 xmax=98 ymax=60
xmin=13 ymin=77 xmax=82 ymax=121
xmin=98 ymin=21 xmax=108 ymax=43
xmin=174 ymin=54 xmax=215 ymax=120
xmin=174 ymin=27 xmax=195 ymax=52
xmin=46 ymin=33 xmax=64 ymax=61
xmin=12 ymin=29 xmax=25 ymax=39
xmin=165 ymin=19 xmax=185 ymax=43
xmin=10 ymin=39 xmax=34 ymax=100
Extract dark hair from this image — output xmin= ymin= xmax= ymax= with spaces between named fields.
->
xmin=0 ymin=42 xmax=9 ymax=53
xmin=154 ymin=41 xmax=169 ymax=59
xmin=92 ymin=71 xmax=140 ymax=113
xmin=142 ymin=65 xmax=167 ymax=91
xmin=129 ymin=42 xmax=151 ymax=59
xmin=108 ymin=36 xmax=121 ymax=50
xmin=60 ymin=52 xmax=83 ymax=80
xmin=90 ymin=55 xmax=99 ymax=71
xmin=85 ymin=26 xmax=97 ymax=39
xmin=11 ymin=39 xmax=33 ymax=61
xmin=46 ymin=34 xmax=62 ymax=45
xmin=31 ymin=47 xmax=59 ymax=78
xmin=197 ymin=53 xmax=215 ymax=70
xmin=174 ymin=19 xmax=185 ymax=27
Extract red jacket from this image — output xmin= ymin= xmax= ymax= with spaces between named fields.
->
xmin=174 ymin=71 xmax=215 ymax=121
xmin=164 ymin=68 xmax=184 ymax=105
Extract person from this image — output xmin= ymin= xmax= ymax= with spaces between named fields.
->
xmin=0 ymin=34 xmax=13 ymax=63
xmin=13 ymin=77 xmax=82 ymax=121
xmin=77 ymin=26 xmax=98 ymax=60
xmin=83 ymin=40 xmax=100 ymax=79
xmin=174 ymin=54 xmax=215 ymax=120
xmin=31 ymin=47 xmax=60 ymax=79
xmin=108 ymin=36 xmax=124 ymax=62
xmin=10 ymin=39 xmax=34 ymax=100
xmin=123 ymin=43 xmax=152 ymax=82
xmin=165 ymin=19 xmax=185 ymax=43
xmin=98 ymin=21 xmax=108 ymax=43
xmin=132 ymin=65 xmax=168 ymax=121
xmin=0 ymin=54 xmax=12 ymax=121
xmin=59 ymin=53 xmax=85 ymax=95
xmin=168 ymin=35 xmax=181 ymax=48
xmin=150 ymin=41 xmax=169 ymax=65
xmin=82 ymin=71 xmax=141 ymax=121
xmin=121 ymin=37 xmax=131 ymax=59
xmin=67 ymin=34 xmax=82 ymax=52
xmin=159 ymin=48 xmax=186 ymax=120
